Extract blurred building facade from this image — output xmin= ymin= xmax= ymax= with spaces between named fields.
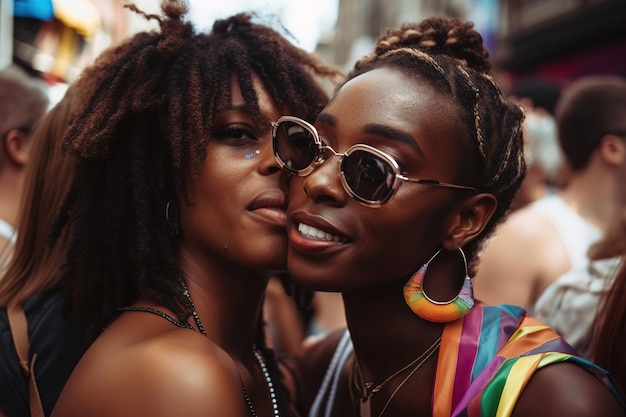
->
xmin=0 ymin=0 xmax=157 ymax=90
xmin=493 ymin=0 xmax=626 ymax=90
xmin=317 ymin=0 xmax=626 ymax=92
xmin=1 ymin=0 xmax=624 ymax=94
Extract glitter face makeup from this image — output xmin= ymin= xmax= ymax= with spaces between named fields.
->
xmin=245 ymin=149 xmax=261 ymax=159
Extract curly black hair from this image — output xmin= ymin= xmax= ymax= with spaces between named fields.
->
xmin=347 ymin=17 xmax=526 ymax=274
xmin=51 ymin=0 xmax=342 ymax=340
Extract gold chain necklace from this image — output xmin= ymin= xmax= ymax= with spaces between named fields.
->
xmin=352 ymin=337 xmax=441 ymax=417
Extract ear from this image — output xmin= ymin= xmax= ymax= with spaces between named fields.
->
xmin=598 ymin=134 xmax=625 ymax=166
xmin=441 ymin=193 xmax=497 ymax=249
xmin=2 ymin=128 xmax=30 ymax=166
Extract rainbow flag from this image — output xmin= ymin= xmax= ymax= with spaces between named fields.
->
xmin=433 ymin=304 xmax=623 ymax=417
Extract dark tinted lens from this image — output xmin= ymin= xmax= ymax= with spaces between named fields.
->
xmin=274 ymin=121 xmax=318 ymax=172
xmin=342 ymin=150 xmax=396 ymax=202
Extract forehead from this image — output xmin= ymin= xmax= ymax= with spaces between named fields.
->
xmin=227 ymin=73 xmax=289 ymax=125
xmin=229 ymin=74 xmax=269 ymax=105
xmin=323 ymin=67 xmax=463 ymax=143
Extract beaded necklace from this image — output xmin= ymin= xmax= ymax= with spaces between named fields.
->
xmin=119 ymin=277 xmax=280 ymax=417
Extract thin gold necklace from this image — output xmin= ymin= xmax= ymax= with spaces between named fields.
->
xmin=353 ymin=337 xmax=441 ymax=417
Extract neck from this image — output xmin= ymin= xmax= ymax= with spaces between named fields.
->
xmin=174 ymin=245 xmax=286 ymax=417
xmin=178 ymin=248 xmax=270 ymax=360
xmin=559 ymin=167 xmax=622 ymax=232
xmin=0 ymin=172 xmax=25 ymax=226
xmin=343 ymin=283 xmax=443 ymax=385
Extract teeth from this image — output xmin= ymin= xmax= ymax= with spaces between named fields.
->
xmin=298 ymin=223 xmax=344 ymax=242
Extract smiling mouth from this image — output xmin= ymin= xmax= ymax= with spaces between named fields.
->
xmin=297 ymin=223 xmax=347 ymax=242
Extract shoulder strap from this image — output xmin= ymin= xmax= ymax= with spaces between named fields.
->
xmin=309 ymin=330 xmax=353 ymax=417
xmin=6 ymin=306 xmax=45 ymax=417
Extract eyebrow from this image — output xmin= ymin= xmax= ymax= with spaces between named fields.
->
xmin=316 ymin=112 xmax=424 ymax=156
xmin=219 ymin=104 xmax=273 ymax=133
xmin=316 ymin=112 xmax=336 ymax=126
xmin=363 ymin=123 xmax=423 ymax=156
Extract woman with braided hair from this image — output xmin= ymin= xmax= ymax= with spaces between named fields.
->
xmin=271 ymin=16 xmax=626 ymax=417
xmin=50 ymin=1 xmax=342 ymax=417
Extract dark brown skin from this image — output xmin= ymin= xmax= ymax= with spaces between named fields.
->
xmin=299 ymin=333 xmax=626 ymax=417
xmin=513 ymin=363 xmax=623 ymax=417
xmin=46 ymin=2 xmax=343 ymax=416
xmin=288 ymin=66 xmax=625 ymax=417
xmin=52 ymin=76 xmax=297 ymax=417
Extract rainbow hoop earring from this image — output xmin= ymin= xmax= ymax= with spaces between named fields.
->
xmin=403 ymin=248 xmax=474 ymax=323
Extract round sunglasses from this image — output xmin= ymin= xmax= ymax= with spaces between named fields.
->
xmin=271 ymin=116 xmax=478 ymax=207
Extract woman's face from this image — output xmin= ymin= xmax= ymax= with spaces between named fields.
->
xmin=179 ymin=75 xmax=290 ymax=272
xmin=286 ymin=67 xmax=469 ymax=291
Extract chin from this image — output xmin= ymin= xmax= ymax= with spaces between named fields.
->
xmin=287 ymin=259 xmax=343 ymax=292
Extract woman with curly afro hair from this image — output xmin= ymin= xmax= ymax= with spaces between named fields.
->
xmin=50 ymin=1 xmax=342 ymax=416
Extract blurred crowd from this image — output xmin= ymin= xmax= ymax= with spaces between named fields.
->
xmin=0 ymin=1 xmax=625 ymax=417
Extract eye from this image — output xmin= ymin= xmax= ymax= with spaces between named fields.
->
xmin=344 ymin=151 xmax=394 ymax=187
xmin=287 ymin=129 xmax=316 ymax=152
xmin=214 ymin=125 xmax=258 ymax=146
xmin=359 ymin=155 xmax=391 ymax=184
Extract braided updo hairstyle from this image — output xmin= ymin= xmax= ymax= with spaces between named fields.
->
xmin=51 ymin=0 xmax=342 ymax=340
xmin=348 ymin=17 xmax=525 ymax=274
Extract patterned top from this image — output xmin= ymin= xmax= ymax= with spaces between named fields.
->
xmin=434 ymin=303 xmax=623 ymax=417
xmin=309 ymin=304 xmax=623 ymax=417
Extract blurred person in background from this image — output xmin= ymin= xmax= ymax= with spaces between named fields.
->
xmin=508 ymin=79 xmax=565 ymax=210
xmin=0 ymin=90 xmax=88 ymax=417
xmin=588 ymin=208 xmax=626 ymax=393
xmin=474 ymin=76 xmax=626 ymax=320
xmin=0 ymin=65 xmax=49 ymax=275
xmin=531 ymin=76 xmax=626 ymax=355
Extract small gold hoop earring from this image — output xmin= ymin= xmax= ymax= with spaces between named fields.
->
xmin=403 ymin=248 xmax=475 ymax=323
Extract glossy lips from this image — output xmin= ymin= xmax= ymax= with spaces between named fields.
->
xmin=247 ymin=191 xmax=288 ymax=226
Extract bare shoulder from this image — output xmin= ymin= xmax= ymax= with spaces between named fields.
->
xmin=474 ymin=204 xmax=566 ymax=306
xmin=52 ymin=326 xmax=249 ymax=417
xmin=494 ymin=204 xmax=559 ymax=244
xmin=513 ymin=362 xmax=625 ymax=417
xmin=478 ymin=206 xmax=553 ymax=271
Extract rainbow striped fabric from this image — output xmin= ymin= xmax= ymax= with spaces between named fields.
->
xmin=433 ymin=303 xmax=623 ymax=417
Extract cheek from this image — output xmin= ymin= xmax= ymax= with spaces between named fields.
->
xmin=182 ymin=155 xmax=245 ymax=233
xmin=363 ymin=214 xmax=421 ymax=276
xmin=287 ymin=176 xmax=307 ymax=204
xmin=198 ymin=152 xmax=251 ymax=196
xmin=363 ymin=197 xmax=456 ymax=276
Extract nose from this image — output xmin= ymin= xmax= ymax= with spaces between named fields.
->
xmin=258 ymin=137 xmax=282 ymax=175
xmin=301 ymin=153 xmax=347 ymax=206
xmin=257 ymin=136 xmax=290 ymax=192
